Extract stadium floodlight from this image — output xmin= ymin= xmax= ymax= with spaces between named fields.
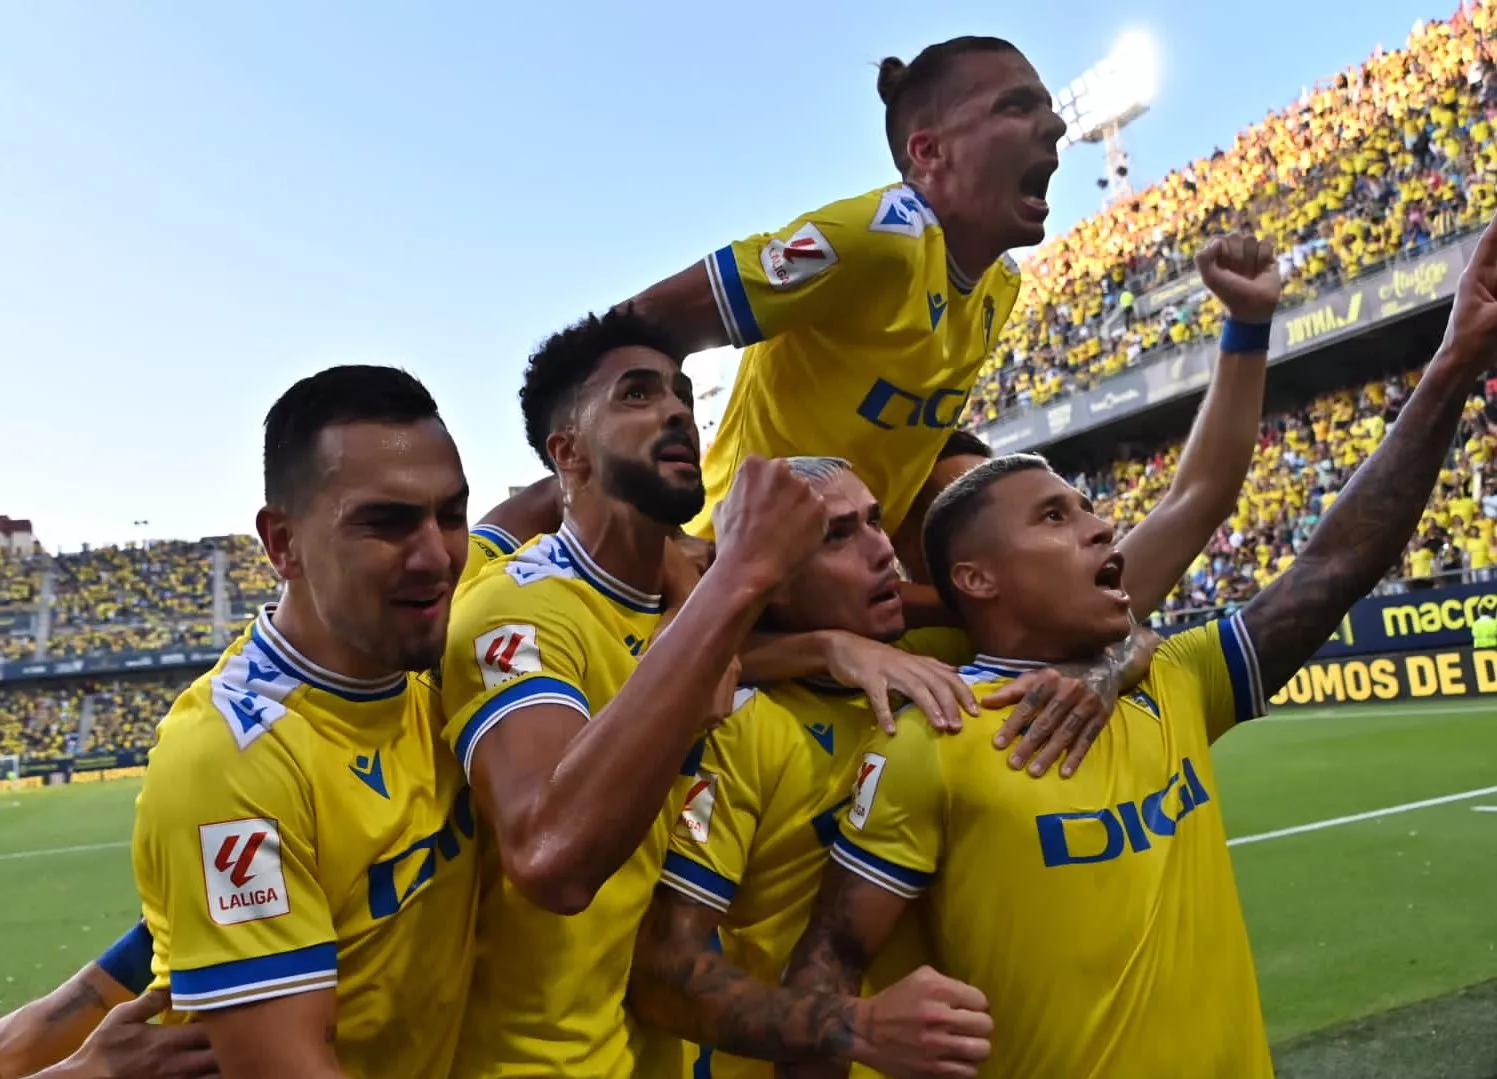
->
xmin=1054 ymin=30 xmax=1159 ymax=204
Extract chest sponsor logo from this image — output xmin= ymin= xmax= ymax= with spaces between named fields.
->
xmin=1034 ymin=757 xmax=1211 ymax=867
xmin=856 ymin=378 xmax=970 ymax=431
xmin=200 ymin=818 xmax=290 ymax=925
xmin=847 ymin=753 xmax=888 ymax=831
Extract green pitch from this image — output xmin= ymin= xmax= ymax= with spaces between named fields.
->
xmin=1 ymin=700 xmax=1495 ymax=1076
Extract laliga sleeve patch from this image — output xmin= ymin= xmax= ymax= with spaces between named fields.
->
xmin=676 ymin=771 xmax=720 ymax=842
xmin=847 ymin=753 xmax=888 ymax=831
xmin=759 ymin=223 xmax=838 ymax=290
xmin=474 ymin=623 xmax=542 ymax=691
xmin=200 ymin=819 xmax=291 ymax=926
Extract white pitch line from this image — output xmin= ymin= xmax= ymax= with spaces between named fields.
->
xmin=0 ymin=841 xmax=129 ymax=862
xmin=1472 ymin=806 xmax=1497 ymax=813
xmin=1229 ymin=784 xmax=1497 ymax=847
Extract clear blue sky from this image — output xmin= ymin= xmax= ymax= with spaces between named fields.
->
xmin=0 ymin=0 xmax=1447 ymax=551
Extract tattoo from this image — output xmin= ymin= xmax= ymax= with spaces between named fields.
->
xmin=1108 ymin=625 xmax=1159 ymax=694
xmin=629 ymin=890 xmax=856 ymax=1063
xmin=1244 ymin=351 xmax=1477 ymax=696
xmin=43 ymin=979 xmax=107 ymax=1025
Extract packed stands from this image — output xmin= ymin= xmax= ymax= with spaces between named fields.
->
xmin=1080 ymin=366 xmax=1497 ymax=627
xmin=0 ymin=675 xmax=192 ymax=759
xmin=966 ymin=3 xmax=1497 ymax=423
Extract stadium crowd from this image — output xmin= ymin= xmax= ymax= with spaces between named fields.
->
xmin=967 ymin=1 xmax=1497 ymax=421
xmin=0 ymin=675 xmax=188 ymax=761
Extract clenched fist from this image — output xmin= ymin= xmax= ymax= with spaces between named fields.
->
xmin=1196 ymin=231 xmax=1281 ymax=324
xmin=852 ymin=965 xmax=992 ymax=1079
xmin=1442 ymin=211 xmax=1497 ymax=370
xmin=712 ymin=456 xmax=828 ymax=593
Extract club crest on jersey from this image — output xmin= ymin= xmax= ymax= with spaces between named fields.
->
xmin=200 ymin=818 xmax=290 ymax=926
xmin=676 ymin=770 xmax=720 ymax=842
xmin=760 ymin=223 xmax=838 ymax=290
xmin=474 ymin=623 xmax=542 ymax=691
xmin=847 ymin=752 xmax=887 ymax=831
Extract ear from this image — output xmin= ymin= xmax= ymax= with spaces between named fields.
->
xmin=905 ymin=128 xmax=941 ymax=175
xmin=546 ymin=427 xmax=587 ymax=481
xmin=256 ymin=506 xmax=300 ymax=582
xmin=949 ymin=557 xmax=1000 ymax=604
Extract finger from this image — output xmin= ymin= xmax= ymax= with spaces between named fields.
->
xmin=907 ymin=681 xmax=950 ymax=733
xmin=1226 ymin=232 xmax=1247 ymax=271
xmin=932 ymin=1031 xmax=995 ymax=1063
xmin=1009 ymin=683 xmax=1080 ymax=769
xmin=1194 ymin=236 xmax=1221 ymax=272
xmin=1024 ymin=705 xmax=1089 ymax=777
xmin=981 ymin=680 xmax=1027 ymax=710
xmin=994 ymin=673 xmax=1054 ymax=750
xmin=869 ymin=679 xmax=896 ymax=735
xmin=163 ymin=1047 xmax=221 ymax=1078
xmin=919 ymin=664 xmax=973 ymax=731
xmin=941 ymin=665 xmax=980 ymax=717
xmin=1060 ymin=715 xmax=1106 ymax=778
xmin=106 ymin=988 xmax=171 ymax=1025
xmin=939 ymin=1007 xmax=996 ymax=1040
xmin=929 ymin=973 xmax=989 ymax=1012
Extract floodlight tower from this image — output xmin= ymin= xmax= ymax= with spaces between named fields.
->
xmin=1054 ymin=31 xmax=1159 ymax=206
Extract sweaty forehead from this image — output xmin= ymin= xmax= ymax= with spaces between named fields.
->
xmin=817 ymin=469 xmax=876 ymax=514
xmin=946 ymin=49 xmax=1043 ymax=101
xmin=315 ymin=419 xmax=462 ymax=506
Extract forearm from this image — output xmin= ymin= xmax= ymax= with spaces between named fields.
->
xmin=0 ymin=976 xmax=115 ymax=1079
xmin=1108 ymin=622 xmax=1160 ymax=694
xmin=626 ymin=263 xmax=732 ymax=353
xmin=1246 ymin=343 xmax=1480 ymax=691
xmin=739 ymin=630 xmax=841 ymax=684
xmin=630 ymin=948 xmax=857 ymax=1064
xmin=1119 ymin=347 xmax=1266 ymax=616
xmin=542 ymin=565 xmax=770 ymax=890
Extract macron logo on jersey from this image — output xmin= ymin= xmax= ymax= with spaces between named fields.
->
xmin=760 ymin=223 xmax=838 ymax=290
xmin=928 ymin=292 xmax=948 ymax=331
xmin=350 ymin=751 xmax=390 ymax=799
xmin=200 ymin=819 xmax=290 ymax=926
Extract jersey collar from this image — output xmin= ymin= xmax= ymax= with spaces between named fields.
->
xmin=251 ymin=605 xmax=408 ymax=702
xmin=903 ymin=183 xmax=978 ymax=296
xmin=967 ymin=653 xmax=1048 ymax=680
xmin=555 ymin=524 xmax=665 ymax=615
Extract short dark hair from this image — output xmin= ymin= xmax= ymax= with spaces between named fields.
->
xmin=520 ymin=307 xmax=685 ymax=471
xmin=263 ymin=365 xmax=442 ymax=513
xmin=938 ymin=429 xmax=994 ymax=462
xmin=877 ymin=37 xmax=1020 ymax=174
xmin=922 ymin=452 xmax=1051 ymax=613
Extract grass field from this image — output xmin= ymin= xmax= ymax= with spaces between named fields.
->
xmin=2 ymin=699 xmax=1496 ymax=1075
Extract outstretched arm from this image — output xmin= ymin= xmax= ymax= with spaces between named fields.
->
xmin=1118 ymin=233 xmax=1278 ymax=617
xmin=476 ymin=477 xmax=562 ymax=549
xmin=628 ymin=263 xmax=734 ymax=353
xmin=1242 ymin=217 xmax=1497 ymax=695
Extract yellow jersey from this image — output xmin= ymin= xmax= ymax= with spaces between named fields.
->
xmin=132 ymin=608 xmax=478 ymax=1079
xmin=691 ymin=183 xmax=1022 ymax=538
xmin=470 ymin=522 xmax=522 ymax=561
xmin=442 ymin=524 xmax=703 ymax=1078
xmin=833 ymin=616 xmax=1274 ymax=1079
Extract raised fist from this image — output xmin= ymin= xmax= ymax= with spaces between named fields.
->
xmin=1196 ymin=231 xmax=1281 ymax=324
xmin=711 ymin=456 xmax=827 ymax=593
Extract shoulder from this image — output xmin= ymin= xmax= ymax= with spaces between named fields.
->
xmin=450 ymin=535 xmax=589 ymax=637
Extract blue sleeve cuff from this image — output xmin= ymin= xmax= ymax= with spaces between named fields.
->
xmin=96 ymin=920 xmax=155 ymax=995
xmin=704 ymin=246 xmax=764 ymax=348
xmin=830 ymin=835 xmax=932 ymax=900
xmin=170 ymin=942 xmax=338 ymax=1011
xmin=1220 ymin=613 xmax=1268 ymax=723
xmin=660 ymin=851 xmax=738 ymax=913
xmin=455 ymin=676 xmax=589 ymax=777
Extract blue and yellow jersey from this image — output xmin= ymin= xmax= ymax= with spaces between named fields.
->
xmin=441 ymin=525 xmax=701 ymax=1079
xmin=833 ymin=617 xmax=1273 ymax=1079
xmin=132 ymin=609 xmax=478 ymax=1079
xmin=690 ymin=183 xmax=1022 ymax=539
xmin=96 ymin=920 xmax=156 ymax=995
xmin=469 ymin=523 xmax=521 ymax=563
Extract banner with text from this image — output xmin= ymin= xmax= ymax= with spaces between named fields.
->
xmin=979 ymin=235 xmax=1477 ymax=453
xmin=1270 ymin=646 xmax=1497 ymax=709
xmin=0 ymin=647 xmax=221 ymax=684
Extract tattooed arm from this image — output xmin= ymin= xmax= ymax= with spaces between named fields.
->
xmin=628 ymin=887 xmax=859 ymax=1064
xmin=0 ymin=964 xmax=123 ymax=1079
xmin=1243 ymin=217 xmax=1497 ymax=695
xmin=777 ymin=866 xmax=991 ymax=1079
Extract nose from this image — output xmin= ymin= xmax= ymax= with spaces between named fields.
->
xmin=1086 ymin=511 xmax=1115 ymax=547
xmin=1039 ymin=104 xmax=1067 ymax=148
xmin=407 ymin=515 xmax=453 ymax=576
xmin=864 ymin=521 xmax=897 ymax=570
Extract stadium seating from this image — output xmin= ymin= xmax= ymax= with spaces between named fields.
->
xmin=966 ymin=4 xmax=1497 ymax=423
xmin=0 ymin=675 xmax=192 ymax=759
xmin=1084 ymin=367 xmax=1497 ymax=626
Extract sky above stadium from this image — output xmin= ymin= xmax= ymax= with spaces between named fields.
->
xmin=0 ymin=0 xmax=1450 ymax=551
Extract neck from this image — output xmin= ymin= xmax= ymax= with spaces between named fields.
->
xmin=269 ymin=586 xmax=397 ymax=682
xmin=963 ymin=607 xmax=1087 ymax=667
xmin=912 ymin=181 xmax=1008 ymax=282
xmin=562 ymin=497 xmax=672 ymax=597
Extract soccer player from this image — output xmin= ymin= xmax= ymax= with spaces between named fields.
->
xmin=628 ymin=296 xmax=1276 ymax=1075
xmin=440 ymin=309 xmax=829 ymax=1078
xmin=779 ymin=214 xmax=1497 ymax=1078
xmin=503 ymin=36 xmax=1060 ymax=555
xmin=132 ymin=366 xmax=479 ymax=1079
xmin=0 ymin=922 xmax=216 ymax=1079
